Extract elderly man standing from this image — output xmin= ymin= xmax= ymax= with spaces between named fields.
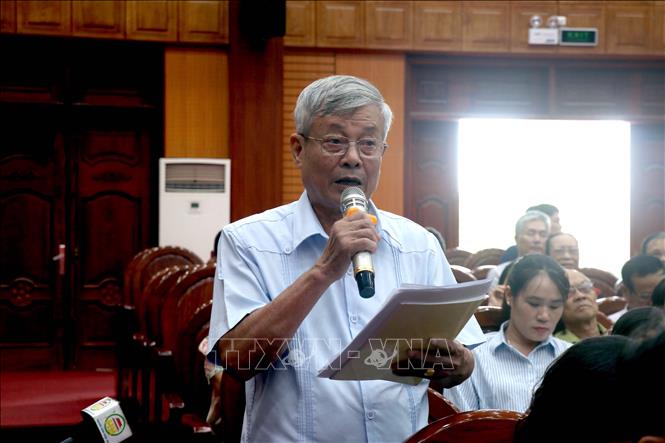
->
xmin=206 ymin=75 xmax=483 ymax=442
xmin=555 ymin=269 xmax=607 ymax=343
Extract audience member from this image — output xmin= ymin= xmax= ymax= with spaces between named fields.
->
xmin=652 ymin=278 xmax=665 ymax=308
xmin=487 ymin=261 xmax=514 ymax=307
xmin=618 ymin=330 xmax=665 ymax=442
xmin=641 ymin=231 xmax=665 ymax=265
xmin=514 ymin=335 xmax=636 ymax=443
xmin=555 ymin=269 xmax=606 ymax=343
xmin=545 ymin=232 xmax=579 ymax=269
xmin=611 ymin=306 xmax=665 ymax=340
xmin=500 ymin=204 xmax=560 ymax=264
xmin=445 ymin=255 xmax=570 ymax=412
xmin=517 ymin=331 xmax=665 ymax=443
xmin=610 ymin=255 xmax=665 ymax=322
xmin=206 ymin=75 xmax=483 ymax=442
xmin=488 ymin=210 xmax=551 ymax=290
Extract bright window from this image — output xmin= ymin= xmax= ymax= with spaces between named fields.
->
xmin=458 ymin=119 xmax=631 ymax=277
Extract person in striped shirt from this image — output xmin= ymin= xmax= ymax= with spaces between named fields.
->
xmin=445 ymin=254 xmax=571 ymax=412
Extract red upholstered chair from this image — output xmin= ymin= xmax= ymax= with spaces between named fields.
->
xmin=474 ymin=305 xmax=504 ymax=333
xmin=579 ymin=267 xmax=618 ymax=299
xmin=118 ymin=246 xmax=203 ymax=401
xmin=464 ymin=248 xmax=505 ymax=269
xmin=597 ymin=296 xmax=627 ymax=316
xmin=450 ymin=265 xmax=477 ymax=283
xmin=405 ymin=410 xmax=523 ymax=443
xmin=444 ymin=249 xmax=473 ymax=267
xmin=596 ymin=311 xmax=613 ymax=330
xmin=471 ymin=264 xmax=496 ymax=281
xmin=427 ymin=388 xmax=460 ymax=423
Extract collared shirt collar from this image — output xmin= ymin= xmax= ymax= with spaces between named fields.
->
xmin=492 ymin=321 xmax=556 ymax=355
xmin=291 ymin=190 xmax=383 ymax=251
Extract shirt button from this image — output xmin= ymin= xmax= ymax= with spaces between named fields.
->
xmin=349 ymin=314 xmax=358 ymax=324
xmin=366 ymin=410 xmax=375 ymax=420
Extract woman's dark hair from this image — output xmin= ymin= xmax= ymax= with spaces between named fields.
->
xmin=618 ymin=330 xmax=665 ymax=440
xmin=611 ymin=306 xmax=665 ymax=340
xmin=515 ymin=335 xmax=635 ymax=443
xmin=501 ymin=255 xmax=569 ymax=321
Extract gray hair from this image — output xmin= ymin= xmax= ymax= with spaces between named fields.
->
xmin=515 ymin=210 xmax=551 ymax=236
xmin=294 ymin=75 xmax=393 ymax=141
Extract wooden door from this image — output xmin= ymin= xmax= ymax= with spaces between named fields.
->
xmin=0 ymin=36 xmax=159 ymax=370
xmin=0 ymin=103 xmax=68 ymax=370
xmin=69 ymin=107 xmax=154 ymax=369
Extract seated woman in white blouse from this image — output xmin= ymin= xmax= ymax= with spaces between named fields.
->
xmin=445 ymin=254 xmax=571 ymax=413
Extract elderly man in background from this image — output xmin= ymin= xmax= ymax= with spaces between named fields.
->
xmin=499 ymin=204 xmax=560 ymax=264
xmin=555 ymin=269 xmax=607 ymax=343
xmin=546 ymin=232 xmax=579 ymax=270
xmin=486 ymin=210 xmax=551 ymax=306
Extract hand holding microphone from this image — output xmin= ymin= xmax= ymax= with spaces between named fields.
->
xmin=340 ymin=187 xmax=376 ymax=299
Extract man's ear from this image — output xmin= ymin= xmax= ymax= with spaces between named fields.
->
xmin=291 ymin=133 xmax=305 ymax=168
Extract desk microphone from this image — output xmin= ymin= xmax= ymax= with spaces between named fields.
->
xmin=340 ymin=187 xmax=375 ymax=299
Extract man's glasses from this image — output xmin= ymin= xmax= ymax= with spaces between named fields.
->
xmin=568 ymin=280 xmax=595 ymax=296
xmin=301 ymin=134 xmax=386 ymax=158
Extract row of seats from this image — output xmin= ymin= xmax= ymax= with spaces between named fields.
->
xmin=115 ymin=245 xmax=625 ymax=441
xmin=446 ymin=247 xmax=626 ymax=306
xmin=117 ymin=246 xmax=216 ymax=439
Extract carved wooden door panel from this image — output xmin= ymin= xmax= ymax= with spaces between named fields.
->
xmin=70 ymin=108 xmax=153 ymax=369
xmin=0 ymin=37 xmax=159 ymax=370
xmin=0 ymin=103 xmax=67 ymax=370
xmin=408 ymin=120 xmax=459 ymax=249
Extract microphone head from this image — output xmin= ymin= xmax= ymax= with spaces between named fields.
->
xmin=340 ymin=187 xmax=367 ymax=213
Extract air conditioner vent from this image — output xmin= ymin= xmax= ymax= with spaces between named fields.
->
xmin=164 ymin=162 xmax=226 ymax=193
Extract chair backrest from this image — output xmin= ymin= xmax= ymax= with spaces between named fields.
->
xmin=143 ymin=265 xmax=192 ymax=340
xmin=596 ymin=311 xmax=613 ymax=330
xmin=405 ymin=410 xmax=523 ymax=443
xmin=123 ymin=247 xmax=158 ymax=305
xmin=464 ymin=248 xmax=505 ymax=269
xmin=450 ymin=265 xmax=476 ymax=283
xmin=427 ymin=388 xmax=460 ymax=423
xmin=579 ymin=267 xmax=618 ymax=299
xmin=444 ymin=249 xmax=473 ymax=267
xmin=474 ymin=306 xmax=504 ymax=333
xmin=160 ymin=264 xmax=215 ymax=352
xmin=130 ymin=246 xmax=203 ymax=306
xmin=471 ymin=264 xmax=496 ymax=281
xmin=597 ymin=296 xmax=627 ymax=316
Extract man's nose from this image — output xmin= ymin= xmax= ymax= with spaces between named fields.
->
xmin=341 ymin=142 xmax=362 ymax=166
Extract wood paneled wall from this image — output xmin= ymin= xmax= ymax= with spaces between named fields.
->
xmin=336 ymin=53 xmax=406 ymax=216
xmin=282 ymin=53 xmax=335 ymax=203
xmin=164 ymin=47 xmax=229 ymax=158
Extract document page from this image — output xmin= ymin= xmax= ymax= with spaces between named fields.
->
xmin=317 ymin=279 xmax=492 ymax=385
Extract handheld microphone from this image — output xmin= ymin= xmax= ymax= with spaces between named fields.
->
xmin=340 ymin=187 xmax=375 ymax=299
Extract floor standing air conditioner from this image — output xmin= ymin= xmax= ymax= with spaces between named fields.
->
xmin=159 ymin=158 xmax=231 ymax=261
